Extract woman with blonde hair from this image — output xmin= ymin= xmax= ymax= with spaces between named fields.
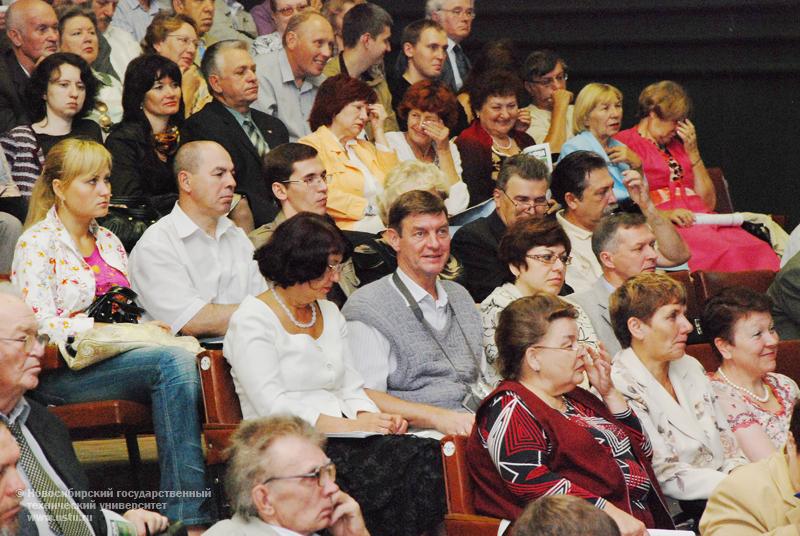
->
xmin=559 ymin=83 xmax=643 ymax=202
xmin=143 ymin=12 xmax=211 ymax=117
xmin=12 ymin=138 xmax=211 ymax=532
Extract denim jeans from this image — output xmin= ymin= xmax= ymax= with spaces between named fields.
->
xmin=36 ymin=346 xmax=212 ymax=525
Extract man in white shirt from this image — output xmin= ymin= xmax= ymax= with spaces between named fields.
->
xmin=427 ymin=0 xmax=474 ymax=91
xmin=342 ymin=190 xmax=482 ymax=437
xmin=129 ymin=140 xmax=267 ymax=337
xmin=110 ymin=0 xmax=160 ymax=43
xmin=551 ymin=150 xmax=689 ymax=293
xmin=205 ymin=416 xmax=368 ymax=536
xmin=253 ymin=11 xmax=333 ymax=141
xmin=522 ymin=50 xmax=574 ymax=153
xmin=90 ymin=0 xmax=141 ymax=79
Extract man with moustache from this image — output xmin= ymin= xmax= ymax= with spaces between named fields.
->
xmin=184 ymin=40 xmax=289 ymax=228
xmin=522 ymin=50 xmax=574 ymax=154
xmin=551 ymin=150 xmax=689 ymax=293
xmin=0 ymin=0 xmax=58 ymax=133
xmin=129 ymin=141 xmax=267 ymax=337
xmin=90 ymin=0 xmax=141 ymax=80
xmin=427 ymin=0 xmax=474 ymax=91
xmin=253 ymin=11 xmax=333 ymax=141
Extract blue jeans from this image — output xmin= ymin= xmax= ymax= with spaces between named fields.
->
xmin=36 ymin=346 xmax=212 ymax=525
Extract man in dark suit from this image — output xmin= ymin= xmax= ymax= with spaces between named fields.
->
xmin=0 ymin=293 xmax=168 ymax=536
xmin=428 ymin=0 xmax=474 ymax=92
xmin=451 ymin=154 xmax=551 ymax=302
xmin=0 ymin=0 xmax=58 ymax=133
xmin=184 ymin=40 xmax=289 ymax=228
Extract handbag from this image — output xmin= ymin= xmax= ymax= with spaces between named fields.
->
xmin=97 ymin=193 xmax=176 ymax=252
xmin=85 ymin=285 xmax=145 ymax=324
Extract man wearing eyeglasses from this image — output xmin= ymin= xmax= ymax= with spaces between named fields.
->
xmin=522 ymin=50 xmax=574 ymax=154
xmin=129 ymin=141 xmax=268 ymax=338
xmin=206 ymin=416 xmax=368 ymax=536
xmin=250 ymin=0 xmax=309 ymax=56
xmin=452 ymin=154 xmax=553 ymax=302
xmin=427 ymin=0 xmax=475 ymax=92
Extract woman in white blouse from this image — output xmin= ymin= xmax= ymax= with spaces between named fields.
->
xmin=223 ymin=212 xmax=446 ymax=534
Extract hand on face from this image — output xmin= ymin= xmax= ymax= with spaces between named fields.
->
xmin=582 ymin=343 xmax=615 ymax=397
xmin=514 ymin=107 xmax=532 ymax=132
xmin=676 ymin=118 xmax=699 ymax=155
xmin=327 ymin=490 xmax=369 ymax=536
xmin=421 ymin=119 xmax=450 ymax=149
xmin=551 ymin=88 xmax=573 ymax=109
xmin=367 ymin=103 xmax=387 ymax=132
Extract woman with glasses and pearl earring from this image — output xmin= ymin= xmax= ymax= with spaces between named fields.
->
xmin=223 ymin=212 xmax=447 ymax=535
xmin=703 ymin=287 xmax=798 ymax=462
xmin=466 ymin=293 xmax=674 ymax=535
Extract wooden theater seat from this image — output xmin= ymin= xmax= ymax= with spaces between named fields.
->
xmin=693 ymin=270 xmax=777 ymax=304
xmin=666 ymin=270 xmax=706 ymax=342
xmin=687 ymin=340 xmax=800 ymax=384
xmin=196 ymin=349 xmax=242 ymax=466
xmin=440 ymin=435 xmax=504 ymax=536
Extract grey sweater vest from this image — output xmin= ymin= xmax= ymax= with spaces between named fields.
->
xmin=343 ymin=275 xmax=482 ymax=410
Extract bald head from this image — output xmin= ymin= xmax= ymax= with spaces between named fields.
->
xmin=174 ymin=141 xmax=237 ymax=222
xmin=0 ymin=294 xmax=36 ymax=338
xmin=0 ymin=293 xmax=42 ymax=415
xmin=284 ymin=12 xmax=334 ymax=78
xmin=174 ymin=140 xmax=223 ymax=177
xmin=6 ymin=0 xmax=59 ymax=73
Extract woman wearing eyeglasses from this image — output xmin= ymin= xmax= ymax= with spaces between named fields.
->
xmin=224 ymin=212 xmax=446 ymax=535
xmin=480 ymin=217 xmax=598 ymax=386
xmin=466 ymin=293 xmax=674 ymax=535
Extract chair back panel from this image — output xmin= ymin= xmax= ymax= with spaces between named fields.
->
xmin=707 ymin=167 xmax=734 ymax=213
xmin=440 ymin=435 xmax=476 ymax=515
xmin=686 ymin=343 xmax=717 ymax=373
xmin=694 ymin=270 xmax=777 ymax=304
xmin=687 ymin=340 xmax=800 ymax=385
xmin=197 ymin=350 xmax=243 ymax=425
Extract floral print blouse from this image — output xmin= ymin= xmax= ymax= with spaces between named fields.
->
xmin=11 ymin=206 xmax=129 ymax=342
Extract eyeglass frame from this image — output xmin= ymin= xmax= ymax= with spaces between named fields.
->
xmin=165 ymin=33 xmax=200 ymax=48
xmin=262 ymin=461 xmax=336 ymax=487
xmin=531 ymin=341 xmax=584 ymax=353
xmin=274 ymin=2 xmax=309 ymax=18
xmin=280 ymin=174 xmax=330 ymax=188
xmin=0 ymin=334 xmax=50 ymax=353
xmin=525 ymin=253 xmax=572 ymax=266
xmin=528 ymin=73 xmax=568 ymax=87
xmin=437 ymin=7 xmax=476 ymax=18
xmin=499 ymin=188 xmax=550 ymax=214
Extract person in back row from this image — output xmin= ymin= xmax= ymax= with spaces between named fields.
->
xmin=522 ymin=50 xmax=574 ymax=154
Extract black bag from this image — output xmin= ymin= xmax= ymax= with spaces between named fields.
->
xmin=85 ymin=286 xmax=145 ymax=324
xmin=98 ymin=194 xmax=176 ymax=252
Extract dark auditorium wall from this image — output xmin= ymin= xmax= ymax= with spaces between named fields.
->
xmin=376 ymin=0 xmax=800 ymax=228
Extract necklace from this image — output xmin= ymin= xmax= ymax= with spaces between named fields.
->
xmin=718 ymin=368 xmax=770 ymax=403
xmin=271 ymin=287 xmax=316 ymax=328
xmin=405 ymin=132 xmax=434 ymax=160
xmin=492 ymin=135 xmax=513 ymax=151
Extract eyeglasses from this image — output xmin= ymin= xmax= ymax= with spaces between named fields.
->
xmin=281 ymin=174 xmax=329 ymax=188
xmin=526 ymin=253 xmax=572 ymax=266
xmin=166 ymin=34 xmax=200 ymax=48
xmin=327 ymin=262 xmax=344 ymax=274
xmin=529 ymin=73 xmax=568 ymax=87
xmin=263 ymin=462 xmax=336 ymax=487
xmin=0 ymin=334 xmax=50 ymax=353
xmin=275 ymin=3 xmax=309 ymax=17
xmin=531 ymin=341 xmax=583 ymax=353
xmin=500 ymin=189 xmax=549 ymax=214
xmin=438 ymin=7 xmax=476 ymax=18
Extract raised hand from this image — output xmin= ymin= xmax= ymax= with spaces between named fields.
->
xmin=514 ymin=107 xmax=532 ymax=132
xmin=421 ymin=119 xmax=451 ymax=150
xmin=676 ymin=118 xmax=700 ymax=157
xmin=606 ymin=145 xmax=642 ymax=169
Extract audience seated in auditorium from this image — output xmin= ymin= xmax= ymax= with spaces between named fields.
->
xmin=299 ymin=73 xmax=397 ymax=233
xmin=250 ymin=0 xmax=308 ymax=55
xmin=172 ymin=0 xmax=214 ymax=57
xmin=110 ymin=0 xmax=159 ymax=42
xmin=0 ymin=293 xmax=174 ymax=536
xmin=129 ymin=141 xmax=267 ymax=337
xmin=452 ymin=154 xmax=551 ymax=301
xmin=207 ymin=0 xmax=258 ymax=47
xmin=427 ymin=0 xmax=474 ymax=92
xmin=184 ymin=39 xmax=289 ymax=229
xmin=143 ymin=13 xmax=212 ymax=116
xmin=322 ymin=3 xmax=398 ymax=137
xmin=90 ymin=0 xmax=141 ymax=82
xmin=253 ymin=10 xmax=332 ymax=141
xmin=466 ymin=293 xmax=674 ymax=533
xmin=513 ymin=495 xmax=621 ymax=536
xmin=387 ymin=80 xmax=466 ymax=209
xmin=616 ymin=80 xmax=780 ymax=272
xmin=480 ymin=217 xmax=599 ymax=386
xmin=455 ymin=69 xmax=535 ymax=205
xmin=204 ymin=416 xmax=371 ymax=536
xmin=522 ymin=50 xmax=574 ymax=154
xmin=1 ymin=53 xmax=101 ymax=211
xmin=0 ymin=0 xmax=59 ymax=133
xmin=610 ymin=273 xmax=748 ymax=526
xmin=769 ymin=252 xmax=800 ymax=340
xmin=10 ymin=140 xmax=210 ymax=532
xmin=699 ymin=403 xmax=800 ymax=535
xmin=454 ymin=39 xmax=521 ymax=127
xmin=388 ymin=19 xmax=448 ymax=127
xmin=223 ymin=214 xmax=445 ymax=534
xmin=704 ymin=287 xmax=799 ymax=461
xmin=551 ymin=150 xmax=689 ymax=293
xmin=321 ymin=0 xmax=364 ymax=56
xmin=567 ymin=212 xmax=661 ymax=357
xmin=558 ymin=83 xmax=642 ymax=201
xmin=342 ymin=190 xmax=482 ymax=437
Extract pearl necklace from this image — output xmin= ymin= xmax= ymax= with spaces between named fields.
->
xmin=492 ymin=135 xmax=513 ymax=151
xmin=271 ymin=287 xmax=316 ymax=328
xmin=718 ymin=368 xmax=770 ymax=403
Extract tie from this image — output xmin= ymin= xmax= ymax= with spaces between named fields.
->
xmin=453 ymin=44 xmax=471 ymax=81
xmin=197 ymin=38 xmax=207 ymax=61
xmin=243 ymin=118 xmax=268 ymax=158
xmin=8 ymin=422 xmax=94 ymax=536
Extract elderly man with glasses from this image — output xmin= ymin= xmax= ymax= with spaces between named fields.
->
xmin=522 ymin=50 xmax=574 ymax=154
xmin=205 ymin=415 xmax=368 ymax=536
xmin=426 ymin=0 xmax=475 ymax=92
xmin=452 ymin=154 xmax=554 ymax=302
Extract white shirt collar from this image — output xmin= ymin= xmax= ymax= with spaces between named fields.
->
xmin=268 ymin=525 xmax=318 ymax=536
xmin=172 ymin=201 xmax=234 ymax=240
xmin=556 ymin=209 xmax=593 ymax=240
xmin=396 ymin=267 xmax=448 ymax=309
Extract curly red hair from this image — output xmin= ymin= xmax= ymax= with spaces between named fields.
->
xmin=397 ymin=80 xmax=459 ymax=130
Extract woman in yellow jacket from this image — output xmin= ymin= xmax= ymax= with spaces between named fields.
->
xmin=300 ymin=74 xmax=398 ymax=232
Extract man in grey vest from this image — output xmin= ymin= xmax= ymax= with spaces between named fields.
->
xmin=342 ymin=190 xmax=481 ymax=436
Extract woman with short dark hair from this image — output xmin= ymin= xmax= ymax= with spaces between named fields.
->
xmin=300 ymin=74 xmax=399 ymax=232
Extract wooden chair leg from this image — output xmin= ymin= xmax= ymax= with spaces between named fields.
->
xmin=125 ymin=433 xmax=143 ymax=489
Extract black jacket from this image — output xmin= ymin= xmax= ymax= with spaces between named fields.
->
xmin=0 ymin=48 xmax=30 ymax=134
xmin=451 ymin=209 xmax=509 ymax=302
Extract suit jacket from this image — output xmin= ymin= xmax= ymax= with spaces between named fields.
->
xmin=204 ymin=514 xmax=281 ymax=535
xmin=24 ymin=397 xmax=108 ymax=536
xmin=0 ymin=48 xmax=30 ymax=134
xmin=768 ymin=251 xmax=800 ymax=340
xmin=183 ymin=99 xmax=289 ymax=227
xmin=566 ymin=276 xmax=621 ymax=357
xmin=611 ymin=348 xmax=748 ymax=501
xmin=451 ymin=209 xmax=508 ymax=302
xmin=699 ymin=447 xmax=800 ymax=536
xmin=439 ymin=42 xmax=470 ymax=93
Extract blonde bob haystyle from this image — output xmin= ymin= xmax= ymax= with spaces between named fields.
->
xmin=377 ymin=160 xmax=450 ymax=225
xmin=637 ymin=80 xmax=692 ymax=122
xmin=572 ymin=83 xmax=623 ymax=135
xmin=25 ymin=138 xmax=112 ymax=228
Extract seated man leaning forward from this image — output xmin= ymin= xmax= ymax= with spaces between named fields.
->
xmin=550 ymin=150 xmax=689 ymax=294
xmin=205 ymin=416 xmax=368 ymax=536
xmin=342 ymin=190 xmax=483 ymax=437
xmin=129 ymin=141 xmax=267 ymax=337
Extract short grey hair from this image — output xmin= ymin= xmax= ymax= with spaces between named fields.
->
xmin=591 ymin=212 xmax=648 ymax=261
xmin=200 ymin=39 xmax=249 ymax=86
xmin=378 ymin=160 xmax=450 ymax=225
xmin=425 ymin=0 xmax=474 ymax=17
xmin=224 ymin=416 xmax=325 ymax=518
